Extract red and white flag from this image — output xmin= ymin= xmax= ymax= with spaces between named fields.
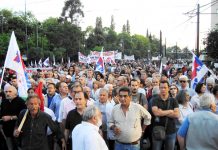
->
xmin=3 ymin=31 xmax=28 ymax=97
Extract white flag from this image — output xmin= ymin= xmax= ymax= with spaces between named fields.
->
xmin=3 ymin=31 xmax=28 ymax=97
xmin=38 ymin=59 xmax=42 ymax=67
xmin=43 ymin=57 xmax=49 ymax=66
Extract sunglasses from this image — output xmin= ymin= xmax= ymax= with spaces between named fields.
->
xmin=180 ymin=80 xmax=186 ymax=83
xmin=170 ymin=88 xmax=176 ymax=90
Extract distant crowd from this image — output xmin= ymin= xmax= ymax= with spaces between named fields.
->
xmin=0 ymin=60 xmax=218 ymax=150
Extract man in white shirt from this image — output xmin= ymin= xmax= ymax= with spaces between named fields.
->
xmin=72 ymin=105 xmax=108 ymax=150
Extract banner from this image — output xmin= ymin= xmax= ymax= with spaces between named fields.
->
xmin=124 ymin=55 xmax=135 ymax=60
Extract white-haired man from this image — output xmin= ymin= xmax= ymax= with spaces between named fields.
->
xmin=177 ymin=93 xmax=218 ymax=150
xmin=0 ymin=85 xmax=26 ymax=150
xmin=72 ymin=105 xmax=108 ymax=150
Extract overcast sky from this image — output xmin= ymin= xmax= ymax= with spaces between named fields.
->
xmin=1 ymin=0 xmax=213 ymax=49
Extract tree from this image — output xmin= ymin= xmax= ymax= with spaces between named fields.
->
xmin=61 ymin=0 xmax=84 ymax=24
xmin=126 ymin=20 xmax=130 ymax=34
xmin=110 ymin=15 xmax=115 ymax=31
xmin=122 ymin=24 xmax=126 ymax=33
xmin=204 ymin=28 xmax=218 ymax=60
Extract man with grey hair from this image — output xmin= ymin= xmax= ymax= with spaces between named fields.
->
xmin=177 ymin=93 xmax=218 ymax=150
xmin=0 ymin=85 xmax=26 ymax=150
xmin=72 ymin=105 xmax=108 ymax=150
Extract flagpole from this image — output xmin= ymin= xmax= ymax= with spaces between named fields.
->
xmin=0 ymin=65 xmax=6 ymax=91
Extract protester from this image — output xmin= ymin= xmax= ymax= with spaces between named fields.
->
xmin=13 ymin=95 xmax=66 ymax=150
xmin=0 ymin=85 xmax=26 ymax=150
xmin=109 ymin=86 xmax=151 ymax=150
xmin=177 ymin=93 xmax=218 ymax=150
xmin=72 ymin=105 xmax=108 ymax=150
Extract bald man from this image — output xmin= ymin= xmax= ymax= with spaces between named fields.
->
xmin=0 ymin=85 xmax=26 ymax=150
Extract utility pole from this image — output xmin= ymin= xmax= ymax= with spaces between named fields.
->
xmin=176 ymin=42 xmax=178 ymax=63
xmin=160 ymin=30 xmax=162 ymax=57
xmin=196 ymin=3 xmax=200 ymax=57
xmin=0 ymin=15 xmax=3 ymax=33
xmin=165 ymin=38 xmax=167 ymax=57
xmin=25 ymin=0 xmax=28 ymax=58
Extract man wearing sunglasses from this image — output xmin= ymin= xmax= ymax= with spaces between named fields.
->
xmin=179 ymin=75 xmax=196 ymax=97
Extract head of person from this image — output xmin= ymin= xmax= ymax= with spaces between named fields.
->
xmin=176 ymin=90 xmax=190 ymax=105
xmin=87 ymin=69 xmax=94 ymax=78
xmin=179 ymin=75 xmax=189 ymax=89
xmin=119 ymin=86 xmax=132 ymax=107
xmin=47 ymin=83 xmax=56 ymax=96
xmin=66 ymin=75 xmax=72 ymax=84
xmin=159 ymin=80 xmax=170 ymax=97
xmin=213 ymin=85 xmax=218 ymax=100
xmin=83 ymin=86 xmax=91 ymax=98
xmin=59 ymin=74 xmax=66 ymax=82
xmin=169 ymin=84 xmax=179 ymax=98
xmin=59 ymin=82 xmax=69 ymax=95
xmin=4 ymin=85 xmax=18 ymax=100
xmin=116 ymin=76 xmax=127 ymax=87
xmin=206 ymin=77 xmax=215 ymax=92
xmin=200 ymin=93 xmax=216 ymax=112
xmin=145 ymin=77 xmax=152 ymax=88
xmin=98 ymin=78 xmax=106 ymax=88
xmin=82 ymin=105 xmax=102 ymax=127
xmin=195 ymin=83 xmax=206 ymax=94
xmin=74 ymin=92 xmax=87 ymax=110
xmin=104 ymin=84 xmax=113 ymax=97
xmin=46 ymin=71 xmax=53 ymax=78
xmin=93 ymin=81 xmax=99 ymax=90
xmin=27 ymin=88 xmax=35 ymax=96
xmin=112 ymin=87 xmax=119 ymax=104
xmin=140 ymin=71 xmax=147 ymax=80
xmin=130 ymin=79 xmax=139 ymax=94
xmin=10 ymin=77 xmax=18 ymax=88
xmin=70 ymin=84 xmax=83 ymax=99
xmin=99 ymin=88 xmax=108 ymax=104
xmin=79 ymin=76 xmax=86 ymax=87
xmin=152 ymin=77 xmax=160 ymax=87
xmin=26 ymin=94 xmax=41 ymax=117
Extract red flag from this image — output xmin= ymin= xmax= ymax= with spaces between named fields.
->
xmin=34 ymin=82 xmax=44 ymax=111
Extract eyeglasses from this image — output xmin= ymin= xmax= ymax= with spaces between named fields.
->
xmin=119 ymin=95 xmax=129 ymax=98
xmin=180 ymin=80 xmax=186 ymax=83
xmin=170 ymin=88 xmax=176 ymax=90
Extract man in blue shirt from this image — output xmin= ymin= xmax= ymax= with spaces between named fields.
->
xmin=177 ymin=93 xmax=218 ymax=150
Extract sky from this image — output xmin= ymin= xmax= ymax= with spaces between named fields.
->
xmin=1 ymin=0 xmax=214 ymax=50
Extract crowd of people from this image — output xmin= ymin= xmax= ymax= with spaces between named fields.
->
xmin=0 ymin=60 xmax=218 ymax=150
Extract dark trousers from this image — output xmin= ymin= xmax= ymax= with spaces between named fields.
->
xmin=108 ymin=139 xmax=115 ymax=150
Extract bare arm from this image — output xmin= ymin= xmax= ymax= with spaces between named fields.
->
xmin=177 ymin=134 xmax=185 ymax=150
xmin=152 ymin=106 xmax=173 ymax=117
xmin=64 ymin=129 xmax=69 ymax=142
xmin=166 ymin=108 xmax=180 ymax=119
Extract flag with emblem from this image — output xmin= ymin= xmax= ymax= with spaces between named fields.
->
xmin=191 ymin=52 xmax=209 ymax=89
xmin=95 ymin=47 xmax=105 ymax=74
xmin=3 ymin=31 xmax=28 ymax=97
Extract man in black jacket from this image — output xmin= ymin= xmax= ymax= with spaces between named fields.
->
xmin=13 ymin=94 xmax=66 ymax=150
xmin=0 ymin=85 xmax=26 ymax=150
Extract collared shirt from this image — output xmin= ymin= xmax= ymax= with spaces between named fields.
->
xmin=72 ymin=121 xmax=108 ymax=150
xmin=49 ymin=94 xmax=65 ymax=120
xmin=44 ymin=107 xmax=56 ymax=135
xmin=106 ymin=99 xmax=116 ymax=140
xmin=178 ymin=103 xmax=193 ymax=124
xmin=58 ymin=97 xmax=75 ymax=123
xmin=190 ymin=94 xmax=201 ymax=111
xmin=109 ymin=102 xmax=151 ymax=143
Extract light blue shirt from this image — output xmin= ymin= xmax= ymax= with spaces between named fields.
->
xmin=49 ymin=94 xmax=63 ymax=120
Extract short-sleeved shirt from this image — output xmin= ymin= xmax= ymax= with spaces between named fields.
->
xmin=152 ymin=96 xmax=179 ymax=134
xmin=65 ymin=108 xmax=82 ymax=133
